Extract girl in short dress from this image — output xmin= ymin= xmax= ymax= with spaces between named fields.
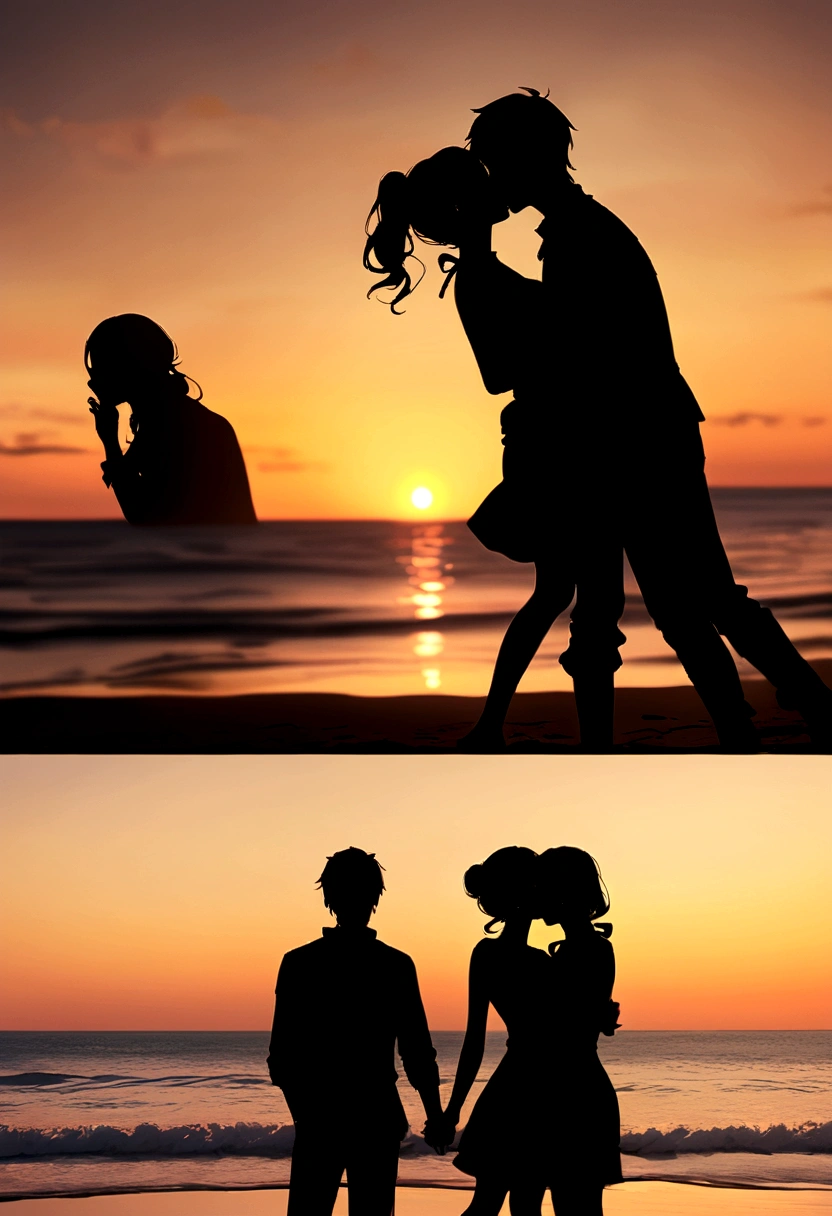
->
xmin=429 ymin=846 xmax=551 ymax=1215
xmin=533 ymin=847 xmax=622 ymax=1215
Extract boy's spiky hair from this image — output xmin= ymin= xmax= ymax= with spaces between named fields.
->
xmin=467 ymin=87 xmax=576 ymax=173
xmin=317 ymin=847 xmax=386 ymax=911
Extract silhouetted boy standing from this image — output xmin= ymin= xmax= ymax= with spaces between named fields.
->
xmin=268 ymin=847 xmax=442 ymax=1216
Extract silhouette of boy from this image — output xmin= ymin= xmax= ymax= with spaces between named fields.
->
xmin=267 ymin=847 xmax=443 ymax=1216
xmin=458 ymin=88 xmax=832 ymax=746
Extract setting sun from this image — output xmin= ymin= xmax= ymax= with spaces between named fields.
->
xmin=411 ymin=487 xmax=434 ymax=510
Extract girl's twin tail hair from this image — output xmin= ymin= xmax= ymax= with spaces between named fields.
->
xmin=363 ymin=170 xmax=424 ymax=314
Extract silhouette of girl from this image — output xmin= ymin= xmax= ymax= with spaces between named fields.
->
xmin=85 ymin=314 xmax=257 ymax=525
xmin=533 ymin=847 xmax=622 ymax=1215
xmin=364 ymin=150 xmax=625 ymax=750
xmin=426 ymin=846 xmax=550 ymax=1215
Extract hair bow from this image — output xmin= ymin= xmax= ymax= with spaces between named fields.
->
xmin=437 ymin=253 xmax=460 ymax=299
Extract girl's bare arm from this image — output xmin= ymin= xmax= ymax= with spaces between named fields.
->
xmin=444 ymin=944 xmax=491 ymax=1125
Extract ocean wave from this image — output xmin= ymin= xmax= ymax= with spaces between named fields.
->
xmin=4 ymin=1120 xmax=832 ymax=1161
xmin=0 ymin=1072 xmax=271 ymax=1092
xmin=621 ymin=1121 xmax=832 ymax=1155
xmin=0 ymin=607 xmax=526 ymax=649
xmin=0 ymin=1122 xmax=296 ymax=1159
xmin=0 ymin=1073 xmax=82 ymax=1087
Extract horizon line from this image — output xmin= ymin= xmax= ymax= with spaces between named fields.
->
xmin=3 ymin=483 xmax=832 ymax=525
xmin=3 ymin=1027 xmax=831 ymax=1033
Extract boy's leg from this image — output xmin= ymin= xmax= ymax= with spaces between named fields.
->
xmin=561 ymin=540 xmax=626 ymax=750
xmin=622 ymin=455 xmax=759 ymax=749
xmin=287 ymin=1124 xmax=344 ymax=1216
xmin=683 ymin=471 xmax=832 ymax=742
xmin=344 ymin=1135 xmax=401 ymax=1216
xmin=626 ymin=543 xmax=758 ymax=747
xmin=571 ymin=670 xmax=616 ymax=750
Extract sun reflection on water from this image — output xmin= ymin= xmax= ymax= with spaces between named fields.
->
xmin=396 ymin=523 xmax=454 ymax=690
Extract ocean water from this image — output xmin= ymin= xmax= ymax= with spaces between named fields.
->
xmin=2 ymin=490 xmax=832 ymax=699
xmin=1 ymin=1031 xmax=831 ymax=1199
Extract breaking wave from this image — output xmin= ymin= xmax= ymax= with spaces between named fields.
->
xmin=0 ymin=1122 xmax=296 ymax=1159
xmin=622 ymin=1122 xmax=832 ymax=1154
xmin=4 ymin=1120 xmax=832 ymax=1161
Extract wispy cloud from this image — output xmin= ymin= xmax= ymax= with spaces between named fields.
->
xmin=794 ymin=287 xmax=832 ymax=305
xmin=245 ymin=445 xmax=329 ymax=474
xmin=709 ymin=412 xmax=783 ymax=428
xmin=786 ymin=186 xmax=832 ymax=217
xmin=708 ymin=412 xmax=827 ymax=429
xmin=0 ymin=404 xmax=86 ymax=427
xmin=311 ymin=42 xmax=378 ymax=85
xmin=1 ymin=95 xmax=280 ymax=168
xmin=0 ymin=431 xmax=89 ymax=456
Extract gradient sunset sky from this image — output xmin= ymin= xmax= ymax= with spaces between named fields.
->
xmin=2 ymin=0 xmax=831 ymax=519
xmin=2 ymin=754 xmax=830 ymax=1031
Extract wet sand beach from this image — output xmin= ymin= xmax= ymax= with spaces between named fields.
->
xmin=3 ymin=661 xmax=830 ymax=752
xmin=3 ymin=1185 xmax=832 ymax=1216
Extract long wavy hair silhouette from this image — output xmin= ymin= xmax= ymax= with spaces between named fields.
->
xmin=85 ymin=312 xmax=256 ymax=526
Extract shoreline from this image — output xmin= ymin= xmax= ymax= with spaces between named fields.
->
xmin=2 ymin=661 xmax=831 ymax=753
xmin=3 ymin=1147 xmax=832 ymax=1203
xmin=3 ymin=1179 xmax=832 ymax=1202
xmin=3 ymin=1181 xmax=832 ymax=1215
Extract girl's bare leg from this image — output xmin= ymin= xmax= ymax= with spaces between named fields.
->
xmin=550 ymin=1183 xmax=605 ymax=1216
xmin=460 ymin=1178 xmax=509 ymax=1215
xmin=508 ymin=1180 xmax=547 ymax=1216
xmin=458 ymin=564 xmax=574 ymax=751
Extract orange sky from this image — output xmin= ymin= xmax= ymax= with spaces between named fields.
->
xmin=1 ymin=0 xmax=831 ymax=518
xmin=2 ymin=754 xmax=830 ymax=1031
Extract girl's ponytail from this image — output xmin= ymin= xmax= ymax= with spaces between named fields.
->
xmin=363 ymin=171 xmax=423 ymax=314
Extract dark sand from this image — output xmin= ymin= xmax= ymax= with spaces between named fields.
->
xmin=3 ymin=1186 xmax=832 ymax=1215
xmin=2 ymin=661 xmax=831 ymax=753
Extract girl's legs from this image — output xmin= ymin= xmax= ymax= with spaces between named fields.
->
xmin=458 ymin=563 xmax=575 ymax=750
xmin=549 ymin=1183 xmax=605 ymax=1216
xmin=460 ymin=1178 xmax=509 ymax=1215
xmin=508 ymin=1180 xmax=547 ymax=1216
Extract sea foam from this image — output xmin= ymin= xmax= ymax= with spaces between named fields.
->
xmin=4 ymin=1120 xmax=832 ymax=1160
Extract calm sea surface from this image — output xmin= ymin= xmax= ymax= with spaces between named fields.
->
xmin=1 ymin=1031 xmax=831 ymax=1198
xmin=2 ymin=490 xmax=832 ymax=699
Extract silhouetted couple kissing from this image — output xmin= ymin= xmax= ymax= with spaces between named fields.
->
xmin=365 ymin=88 xmax=832 ymax=753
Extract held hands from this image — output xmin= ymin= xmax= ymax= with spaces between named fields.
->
xmin=423 ymin=1111 xmax=458 ymax=1155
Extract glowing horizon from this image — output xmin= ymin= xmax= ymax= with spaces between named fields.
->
xmin=2 ymin=0 xmax=832 ymax=520
xmin=2 ymin=755 xmax=830 ymax=1032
